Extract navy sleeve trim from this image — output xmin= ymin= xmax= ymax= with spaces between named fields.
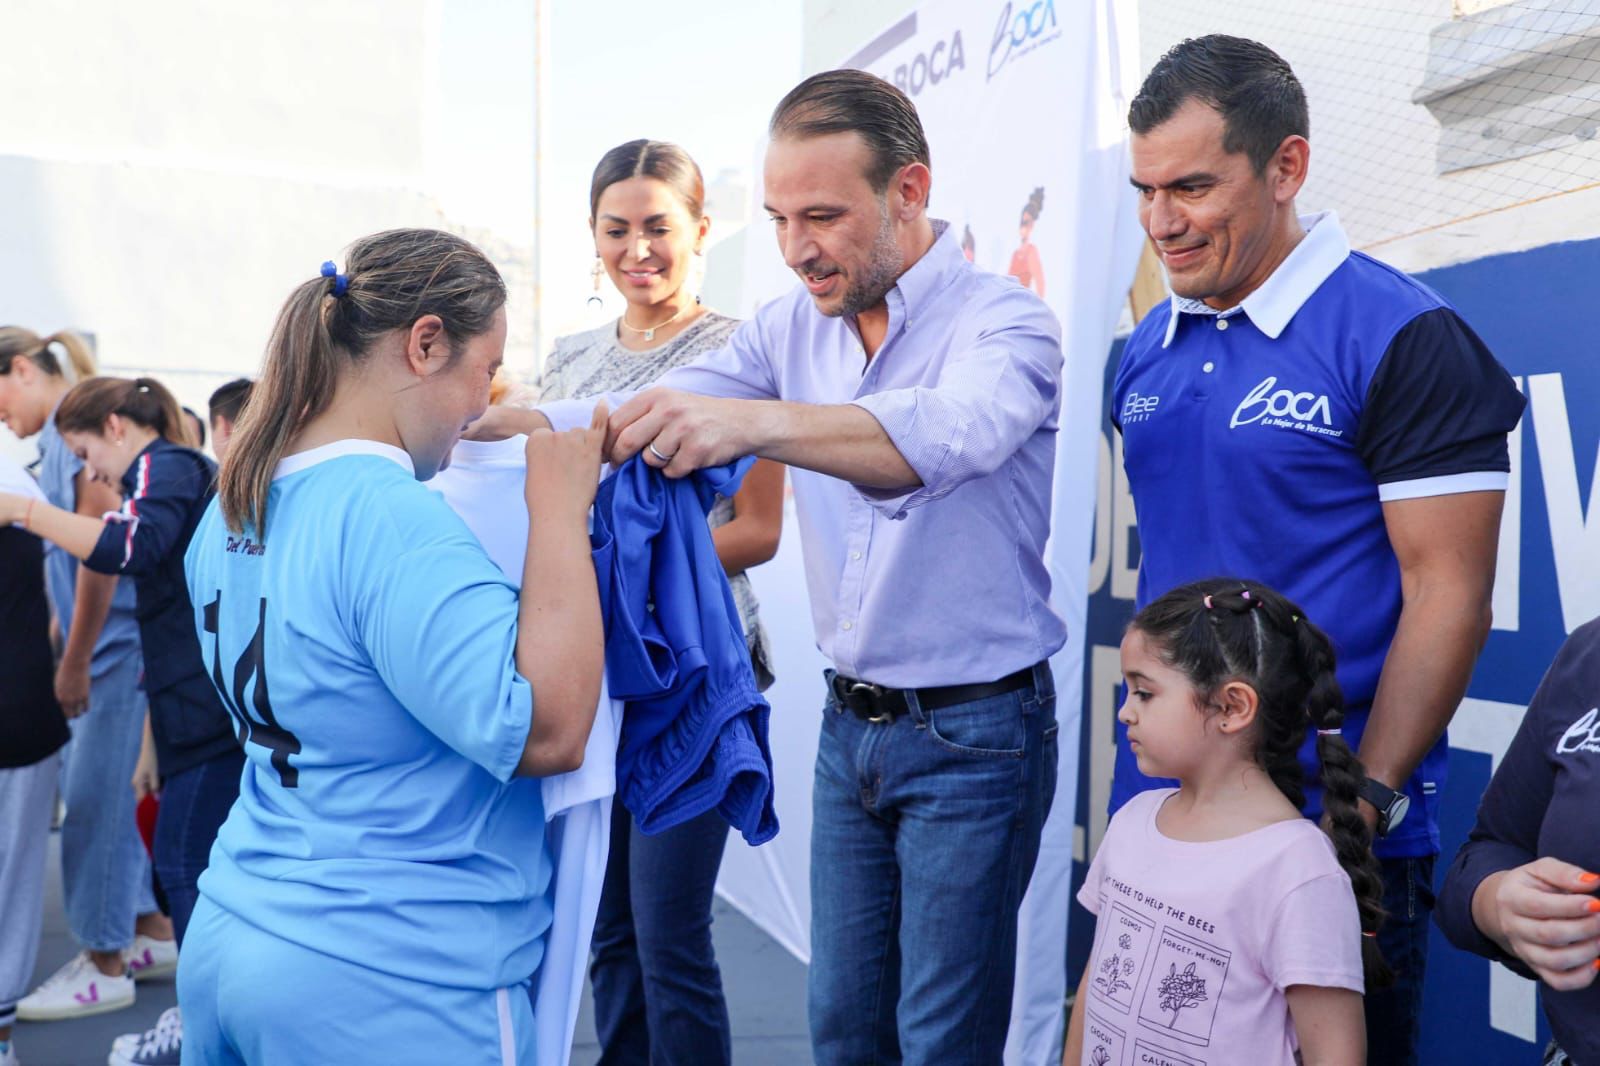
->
xmin=1356 ymin=308 xmax=1526 ymax=485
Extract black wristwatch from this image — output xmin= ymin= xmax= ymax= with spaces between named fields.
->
xmin=1360 ymin=777 xmax=1410 ymax=837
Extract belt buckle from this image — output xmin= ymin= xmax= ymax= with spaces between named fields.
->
xmin=849 ymin=681 xmax=892 ymax=724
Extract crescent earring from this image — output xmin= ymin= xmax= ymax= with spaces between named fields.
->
xmin=587 ymin=255 xmax=604 ymax=309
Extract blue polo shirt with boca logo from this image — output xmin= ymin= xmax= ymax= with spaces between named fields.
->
xmin=1110 ymin=212 xmax=1525 ymax=858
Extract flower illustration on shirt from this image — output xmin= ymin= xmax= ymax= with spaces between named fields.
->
xmin=1090 ymin=1046 xmax=1111 ymax=1066
xmin=1094 ymin=953 xmax=1136 ymax=997
xmin=1118 ymin=933 xmax=1132 ymax=951
xmin=1157 ymin=961 xmax=1209 ymax=1026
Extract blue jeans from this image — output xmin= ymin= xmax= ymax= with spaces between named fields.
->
xmin=153 ymin=747 xmax=244 ymax=946
xmin=1365 ymin=855 xmax=1435 ymax=1066
xmin=589 ymin=801 xmax=731 ymax=1066
xmin=808 ymin=663 xmax=1058 ymax=1066
xmin=59 ymin=653 xmax=158 ymax=953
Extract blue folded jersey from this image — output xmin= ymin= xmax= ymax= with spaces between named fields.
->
xmin=592 ymin=455 xmax=777 ymax=846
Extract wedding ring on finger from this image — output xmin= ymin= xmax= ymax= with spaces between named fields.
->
xmin=648 ymin=442 xmax=676 ymax=463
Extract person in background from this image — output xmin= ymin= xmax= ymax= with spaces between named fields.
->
xmin=206 ymin=378 xmax=253 ymax=464
xmin=178 ymin=229 xmax=607 ymax=1063
xmin=0 ymin=374 xmax=241 ymax=1066
xmin=0 ymin=328 xmax=174 ymax=1024
xmin=1108 ymin=36 xmax=1524 ymax=1064
xmin=182 ymin=407 xmax=206 ymax=454
xmin=540 ymin=138 xmax=783 ymax=1066
xmin=0 ymin=454 xmax=71 ymax=1066
xmin=1435 ymin=619 xmax=1600 ymax=1066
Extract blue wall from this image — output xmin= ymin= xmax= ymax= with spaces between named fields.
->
xmin=1071 ymin=235 xmax=1600 ymax=1063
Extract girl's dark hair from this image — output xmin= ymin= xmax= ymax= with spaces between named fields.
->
xmin=219 ymin=228 xmax=507 ymax=534
xmin=1130 ymin=577 xmax=1392 ymax=989
xmin=0 ymin=327 xmax=97 ymax=382
xmin=55 ymin=376 xmax=196 ymax=448
xmin=589 ymin=140 xmax=705 ymax=221
xmin=1021 ymin=186 xmax=1045 ymax=224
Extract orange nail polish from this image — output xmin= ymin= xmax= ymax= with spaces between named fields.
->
xmin=1589 ymin=899 xmax=1600 ymax=913
xmin=1581 ymin=872 xmax=1600 ymax=884
xmin=1593 ymin=959 xmax=1600 ymax=972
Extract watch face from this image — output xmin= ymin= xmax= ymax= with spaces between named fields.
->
xmin=1387 ymin=793 xmax=1411 ymax=831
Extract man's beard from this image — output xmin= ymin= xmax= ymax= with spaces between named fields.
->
xmin=822 ymin=206 xmax=903 ymax=318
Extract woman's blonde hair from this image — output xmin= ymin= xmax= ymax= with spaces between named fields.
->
xmin=0 ymin=327 xmax=97 ymax=383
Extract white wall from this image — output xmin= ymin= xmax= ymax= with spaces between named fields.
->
xmin=0 ymin=0 xmax=534 ymax=458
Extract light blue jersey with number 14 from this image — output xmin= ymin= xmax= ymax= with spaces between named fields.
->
xmin=183 ymin=439 xmax=551 ymax=991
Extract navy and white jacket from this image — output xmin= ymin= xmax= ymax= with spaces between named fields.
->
xmin=591 ymin=455 xmax=777 ymax=846
xmin=1436 ymin=620 xmax=1600 ymax=1066
xmin=86 ymin=437 xmax=236 ymax=777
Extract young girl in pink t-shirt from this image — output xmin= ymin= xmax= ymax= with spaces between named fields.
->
xmin=1065 ymin=578 xmax=1389 ymax=1066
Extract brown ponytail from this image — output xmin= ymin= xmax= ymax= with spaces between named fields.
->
xmin=0 ymin=327 xmax=98 ymax=382
xmin=219 ymin=228 xmax=507 ymax=535
xmin=55 ymin=376 xmax=195 ymax=448
xmin=1130 ymin=578 xmax=1393 ymax=990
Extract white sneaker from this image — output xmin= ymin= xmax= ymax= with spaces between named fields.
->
xmin=0 ymin=1037 xmax=20 ymax=1066
xmin=124 ymin=935 xmax=178 ymax=981
xmin=15 ymin=952 xmax=135 ymax=1021
xmin=108 ymin=1007 xmax=183 ymax=1066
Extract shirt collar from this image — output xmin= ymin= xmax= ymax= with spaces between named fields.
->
xmin=1161 ymin=210 xmax=1350 ymax=349
xmin=890 ymin=219 xmax=961 ymax=323
xmin=273 ymin=438 xmax=415 ymax=481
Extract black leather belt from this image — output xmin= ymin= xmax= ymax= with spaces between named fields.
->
xmin=830 ymin=663 xmax=1044 ymax=724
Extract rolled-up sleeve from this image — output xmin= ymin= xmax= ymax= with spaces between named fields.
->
xmin=850 ymin=287 xmax=1062 ymax=518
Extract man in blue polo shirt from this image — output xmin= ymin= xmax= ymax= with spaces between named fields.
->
xmin=1110 ymin=35 xmax=1525 ymax=1065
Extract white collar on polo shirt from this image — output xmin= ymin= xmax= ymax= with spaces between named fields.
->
xmin=1161 ymin=210 xmax=1352 ymax=349
xmin=272 ymin=438 xmax=415 ymax=480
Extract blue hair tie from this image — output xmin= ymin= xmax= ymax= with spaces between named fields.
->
xmin=320 ymin=260 xmax=349 ymax=297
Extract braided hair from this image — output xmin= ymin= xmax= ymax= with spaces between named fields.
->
xmin=1130 ymin=577 xmax=1392 ymax=989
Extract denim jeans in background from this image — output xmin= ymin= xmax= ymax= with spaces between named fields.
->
xmin=153 ymin=746 xmax=245 ymax=946
xmin=589 ymin=801 xmax=731 ymax=1066
xmin=59 ymin=653 xmax=158 ymax=953
xmin=1365 ymin=855 xmax=1436 ymax=1066
xmin=808 ymin=662 xmax=1058 ymax=1066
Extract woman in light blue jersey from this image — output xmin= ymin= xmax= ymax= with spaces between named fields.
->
xmin=178 ymin=229 xmax=607 ymax=1065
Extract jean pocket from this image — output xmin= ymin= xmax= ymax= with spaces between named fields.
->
xmin=925 ymin=693 xmax=1027 ymax=758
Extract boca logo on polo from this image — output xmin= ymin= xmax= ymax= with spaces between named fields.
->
xmin=988 ymin=0 xmax=1063 ymax=80
xmin=888 ymin=29 xmax=967 ymax=98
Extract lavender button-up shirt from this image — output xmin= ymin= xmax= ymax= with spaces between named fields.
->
xmin=545 ymin=220 xmax=1066 ymax=688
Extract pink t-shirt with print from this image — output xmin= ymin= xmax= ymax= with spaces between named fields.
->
xmin=1076 ymin=788 xmax=1363 ymax=1066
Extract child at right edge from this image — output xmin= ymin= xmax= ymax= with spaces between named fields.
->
xmin=1065 ymin=578 xmax=1391 ymax=1066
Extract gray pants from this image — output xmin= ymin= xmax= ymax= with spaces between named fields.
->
xmin=0 ymin=753 xmax=61 ymax=1029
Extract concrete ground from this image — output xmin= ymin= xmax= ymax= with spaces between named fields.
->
xmin=17 ymin=834 xmax=809 ymax=1066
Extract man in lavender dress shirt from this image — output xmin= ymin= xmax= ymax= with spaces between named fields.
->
xmin=534 ymin=70 xmax=1065 ymax=1064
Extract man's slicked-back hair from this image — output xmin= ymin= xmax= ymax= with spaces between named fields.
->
xmin=769 ymin=69 xmax=931 ymax=194
xmin=1129 ymin=35 xmax=1308 ymax=174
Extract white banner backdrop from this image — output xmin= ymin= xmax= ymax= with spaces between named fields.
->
xmin=717 ymin=1 xmax=1144 ymax=1062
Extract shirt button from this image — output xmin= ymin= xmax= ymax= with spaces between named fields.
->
xmin=1202 ymin=361 xmax=1215 ymax=373
xmin=850 ymin=551 xmax=862 ymax=561
xmin=1216 ymin=318 xmax=1229 ymax=331
xmin=841 ymin=620 xmax=854 ymax=631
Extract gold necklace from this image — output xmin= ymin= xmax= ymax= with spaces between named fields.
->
xmin=619 ymin=302 xmax=695 ymax=343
